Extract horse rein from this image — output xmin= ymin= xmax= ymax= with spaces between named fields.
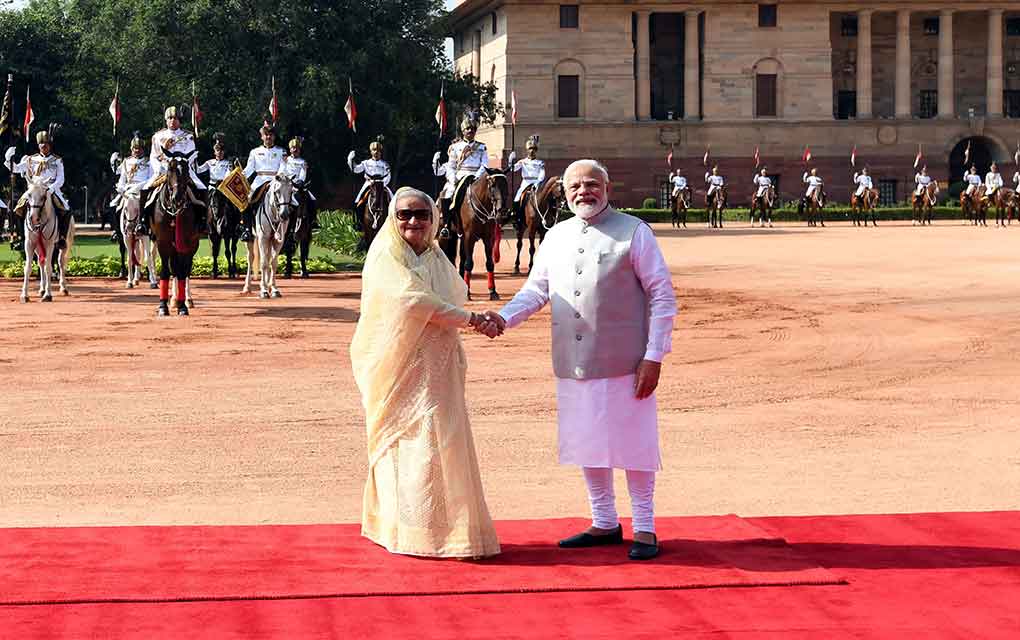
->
xmin=529 ymin=183 xmax=566 ymax=230
xmin=469 ymin=174 xmax=507 ymax=223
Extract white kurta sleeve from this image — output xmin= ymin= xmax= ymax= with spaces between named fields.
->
xmin=497 ymin=237 xmax=551 ymax=328
xmin=512 ymin=160 xmax=523 ymax=173
xmin=537 ymin=163 xmax=546 ymax=183
xmin=243 ymin=149 xmax=257 ymax=179
xmin=352 ymin=160 xmax=366 ymax=176
xmin=117 ymin=166 xmax=128 ymax=192
xmin=630 ymin=224 xmax=677 ymax=362
xmin=10 ymin=155 xmax=29 ymax=175
xmin=474 ymin=150 xmax=488 ymax=179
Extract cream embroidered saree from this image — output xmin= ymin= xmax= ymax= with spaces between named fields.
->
xmin=350 ymin=193 xmax=500 ymax=558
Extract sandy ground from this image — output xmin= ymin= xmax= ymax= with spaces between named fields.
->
xmin=1 ymin=221 xmax=1018 ymax=528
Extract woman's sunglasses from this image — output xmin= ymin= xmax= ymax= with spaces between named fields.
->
xmin=394 ymin=208 xmax=432 ymax=222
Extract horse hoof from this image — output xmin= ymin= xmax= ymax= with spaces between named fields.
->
xmin=284 ymin=273 xmax=292 ymax=279
xmin=186 ymin=298 xmax=195 ymax=308
xmin=150 ymin=282 xmax=159 ymax=290
xmin=158 ymin=307 xmax=169 ymax=317
xmin=271 ymin=290 xmax=282 ymax=298
xmin=512 ymin=268 xmax=521 ymax=276
xmin=301 ymin=271 xmax=309 ymax=279
xmin=61 ymin=288 xmax=69 ymax=296
xmin=489 ymin=291 xmax=500 ymax=301
xmin=41 ymin=293 xmax=53 ymax=302
xmin=259 ymin=291 xmax=270 ymax=299
xmin=127 ymin=282 xmax=134 ymax=289
xmin=20 ymin=295 xmax=28 ymax=303
xmin=177 ymin=305 xmax=189 ymax=316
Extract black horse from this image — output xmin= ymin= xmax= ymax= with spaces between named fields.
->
xmin=284 ymin=182 xmax=315 ymax=278
xmin=207 ymin=186 xmax=242 ymax=278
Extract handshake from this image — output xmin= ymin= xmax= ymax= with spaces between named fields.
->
xmin=469 ymin=310 xmax=506 ymax=339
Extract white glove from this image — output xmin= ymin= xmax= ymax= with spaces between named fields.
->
xmin=432 ymin=151 xmax=441 ymax=172
xmin=110 ymin=152 xmax=121 ymax=172
xmin=4 ymin=147 xmax=15 ymax=163
xmin=347 ymin=150 xmax=356 ymax=167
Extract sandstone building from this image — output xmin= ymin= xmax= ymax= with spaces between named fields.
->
xmin=449 ymin=1 xmax=1020 ymax=206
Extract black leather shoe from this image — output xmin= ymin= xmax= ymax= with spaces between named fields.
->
xmin=558 ymin=524 xmax=623 ymax=548
xmin=628 ymin=534 xmax=659 ymax=561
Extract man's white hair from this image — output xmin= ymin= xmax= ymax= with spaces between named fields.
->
xmin=564 ymin=159 xmax=610 ymax=184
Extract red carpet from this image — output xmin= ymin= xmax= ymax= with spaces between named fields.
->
xmin=0 ymin=515 xmax=839 ymax=605
xmin=3 ymin=512 xmax=1019 ymax=638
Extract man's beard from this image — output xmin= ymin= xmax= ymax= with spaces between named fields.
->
xmin=568 ymin=196 xmax=608 ymax=220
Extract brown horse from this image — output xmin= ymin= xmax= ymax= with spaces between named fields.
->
xmin=707 ymin=186 xmax=726 ymax=228
xmin=152 ymin=157 xmax=201 ymax=316
xmin=851 ymin=188 xmax=879 ymax=227
xmin=912 ymin=183 xmax=937 ymax=226
xmin=804 ymin=190 xmax=825 ymax=227
xmin=749 ymin=185 xmax=775 ymax=228
xmin=513 ymin=176 xmax=564 ymax=275
xmin=991 ymin=188 xmax=1015 ymax=227
xmin=455 ymin=170 xmax=510 ymax=300
xmin=671 ymin=187 xmax=691 ymax=228
xmin=961 ymin=186 xmax=985 ymax=226
xmin=359 ymin=175 xmax=390 ymax=249
xmin=1005 ymin=189 xmax=1020 ymax=224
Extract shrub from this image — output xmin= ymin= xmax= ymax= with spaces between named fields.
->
xmin=0 ymin=254 xmax=339 ymax=278
xmin=641 ymin=197 xmax=658 ymax=210
xmin=315 ymin=209 xmax=365 ymax=258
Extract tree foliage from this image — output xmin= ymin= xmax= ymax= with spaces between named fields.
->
xmin=0 ymin=0 xmax=501 ymax=207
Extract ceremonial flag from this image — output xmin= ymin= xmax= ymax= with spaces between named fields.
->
xmin=191 ymin=81 xmax=203 ymax=137
xmin=435 ymin=82 xmax=447 ymax=139
xmin=913 ymin=144 xmax=923 ymax=169
xmin=963 ymin=140 xmax=971 ymax=166
xmin=344 ymin=78 xmax=357 ymax=133
xmin=109 ymin=81 xmax=121 ymax=137
xmin=666 ymin=144 xmax=674 ymax=169
xmin=268 ymin=75 xmax=279 ymax=124
xmin=850 ymin=145 xmax=857 ymax=168
xmin=753 ymin=146 xmax=760 ymax=168
xmin=801 ymin=146 xmax=812 ymax=164
xmin=23 ymin=85 xmax=34 ymax=142
xmin=510 ymin=90 xmax=518 ymax=126
xmin=218 ymin=165 xmax=251 ymax=212
xmin=0 ymin=74 xmax=12 ymax=139
xmin=702 ymin=146 xmax=710 ymax=167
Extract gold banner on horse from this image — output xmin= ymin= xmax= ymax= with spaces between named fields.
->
xmin=218 ymin=166 xmax=251 ymax=211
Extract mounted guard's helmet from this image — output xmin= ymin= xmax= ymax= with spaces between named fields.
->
xmin=130 ymin=131 xmax=146 ymax=150
xmin=525 ymin=135 xmax=539 ymax=151
xmin=289 ymin=136 xmax=303 ymax=151
xmin=213 ymin=132 xmax=226 ymax=151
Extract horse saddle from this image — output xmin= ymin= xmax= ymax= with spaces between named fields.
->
xmin=450 ymin=175 xmax=476 ymax=218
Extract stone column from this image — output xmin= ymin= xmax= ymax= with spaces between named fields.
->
xmin=856 ymin=10 xmax=873 ymax=119
xmin=684 ymin=10 xmax=700 ymax=120
xmin=636 ymin=11 xmax=651 ymax=120
xmin=937 ymin=9 xmax=954 ymax=118
xmin=895 ymin=10 xmax=911 ymax=118
xmin=987 ymin=9 xmax=1004 ymax=117
xmin=472 ymin=30 xmax=482 ymax=80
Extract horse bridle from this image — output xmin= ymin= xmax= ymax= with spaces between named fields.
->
xmin=529 ymin=181 xmax=566 ymax=230
xmin=469 ymin=174 xmax=507 ymax=223
xmin=366 ymin=179 xmax=387 ymax=230
xmin=260 ymin=181 xmax=292 ymax=238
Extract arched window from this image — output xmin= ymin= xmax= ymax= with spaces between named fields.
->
xmin=554 ymin=59 xmax=585 ymax=119
xmin=753 ymin=58 xmax=782 ymax=118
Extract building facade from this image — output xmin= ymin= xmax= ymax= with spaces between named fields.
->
xmin=449 ymin=1 xmax=1020 ymax=206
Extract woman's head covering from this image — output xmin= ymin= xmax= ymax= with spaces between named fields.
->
xmin=350 ymin=186 xmax=469 ymax=459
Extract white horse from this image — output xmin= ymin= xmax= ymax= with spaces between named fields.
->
xmin=20 ymin=179 xmax=75 ymax=302
xmin=243 ymin=175 xmax=293 ymax=299
xmin=118 ymin=185 xmax=158 ymax=289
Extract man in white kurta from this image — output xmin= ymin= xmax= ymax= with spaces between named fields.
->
xmin=985 ymin=163 xmax=1004 ymax=198
xmin=963 ymin=166 xmax=983 ymax=198
xmin=112 ymin=134 xmax=154 ymax=210
xmin=349 ymin=140 xmax=391 ymax=232
xmin=481 ymin=159 xmax=677 ymax=561
xmin=704 ymin=166 xmax=725 ymax=206
xmin=280 ymin=137 xmax=318 ymax=231
xmin=241 ymin=122 xmax=286 ymax=241
xmin=6 ymin=129 xmax=72 ymax=248
xmin=914 ymin=166 xmax=937 ymax=197
xmin=670 ymin=171 xmax=688 ymax=199
xmin=753 ymin=168 xmax=772 ymax=200
xmin=853 ymin=168 xmax=873 ymax=198
xmin=802 ymin=168 xmax=824 ymax=204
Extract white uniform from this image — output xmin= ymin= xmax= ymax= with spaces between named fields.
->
xmin=350 ymin=157 xmax=392 ymax=203
xmin=434 ymin=155 xmax=456 ymax=199
xmin=498 ymin=221 xmax=676 ymax=472
xmin=243 ymin=145 xmax=286 ymax=194
xmin=449 ymin=139 xmax=488 ymax=183
xmin=753 ymin=174 xmax=772 ymax=198
xmin=8 ymin=153 xmax=69 ymax=209
xmin=111 ymin=156 xmax=154 ymax=206
xmin=964 ymin=172 xmax=983 ymax=196
xmin=670 ymin=175 xmax=688 ymax=197
xmin=705 ymin=172 xmax=725 ymax=196
xmin=985 ymin=171 xmax=1003 ymax=195
xmin=512 ymin=157 xmax=545 ymax=202
xmin=853 ymin=173 xmax=873 ymax=197
xmin=146 ymin=127 xmax=205 ymax=189
xmin=803 ymin=172 xmax=824 ymax=199
xmin=278 ymin=155 xmax=316 ymax=202
xmin=197 ymin=158 xmax=232 ymax=184
xmin=914 ymin=173 xmax=936 ymax=196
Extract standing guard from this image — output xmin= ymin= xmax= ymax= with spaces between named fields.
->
xmin=348 ymin=139 xmax=391 ymax=232
xmin=241 ymin=120 xmax=286 ymax=241
xmin=509 ymin=135 xmax=545 ymax=224
xmin=5 ymin=126 xmax=72 ymax=249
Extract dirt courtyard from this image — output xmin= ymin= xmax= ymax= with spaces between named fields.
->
xmin=1 ymin=221 xmax=1018 ymax=528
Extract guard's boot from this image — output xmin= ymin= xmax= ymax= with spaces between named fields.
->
xmin=239 ymin=211 xmax=253 ymax=242
xmin=56 ymin=210 xmax=70 ymax=250
xmin=310 ymin=202 xmax=320 ymax=230
xmin=438 ymin=200 xmax=452 ymax=239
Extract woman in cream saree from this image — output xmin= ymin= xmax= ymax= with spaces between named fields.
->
xmin=350 ymin=187 xmax=500 ymax=558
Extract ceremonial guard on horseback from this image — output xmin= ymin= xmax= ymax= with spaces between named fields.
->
xmin=113 ymin=132 xmax=158 ymax=287
xmin=6 ymin=125 xmax=72 ymax=250
xmin=137 ymin=106 xmax=206 ymax=235
xmin=851 ymin=167 xmax=877 ymax=227
xmin=349 ymin=138 xmax=391 ymax=246
xmin=436 ymin=112 xmax=489 ymax=240
xmin=508 ymin=135 xmax=545 ymax=225
xmin=197 ymin=133 xmax=243 ymax=278
xmin=751 ymin=167 xmax=775 ymax=228
xmin=669 ymin=170 xmax=691 ymax=228
xmin=801 ymin=167 xmax=826 ymax=227
xmin=985 ymin=163 xmax=1009 ymax=226
xmin=912 ymin=165 xmax=938 ymax=226
xmin=241 ymin=120 xmax=285 ymax=242
xmin=704 ymin=165 xmax=726 ymax=228
xmin=281 ymin=136 xmax=318 ymax=278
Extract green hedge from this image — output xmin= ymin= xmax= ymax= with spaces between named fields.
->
xmin=0 ymin=254 xmax=341 ymax=279
xmin=621 ymin=206 xmax=968 ymax=223
xmin=314 ymin=209 xmax=366 ymax=258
